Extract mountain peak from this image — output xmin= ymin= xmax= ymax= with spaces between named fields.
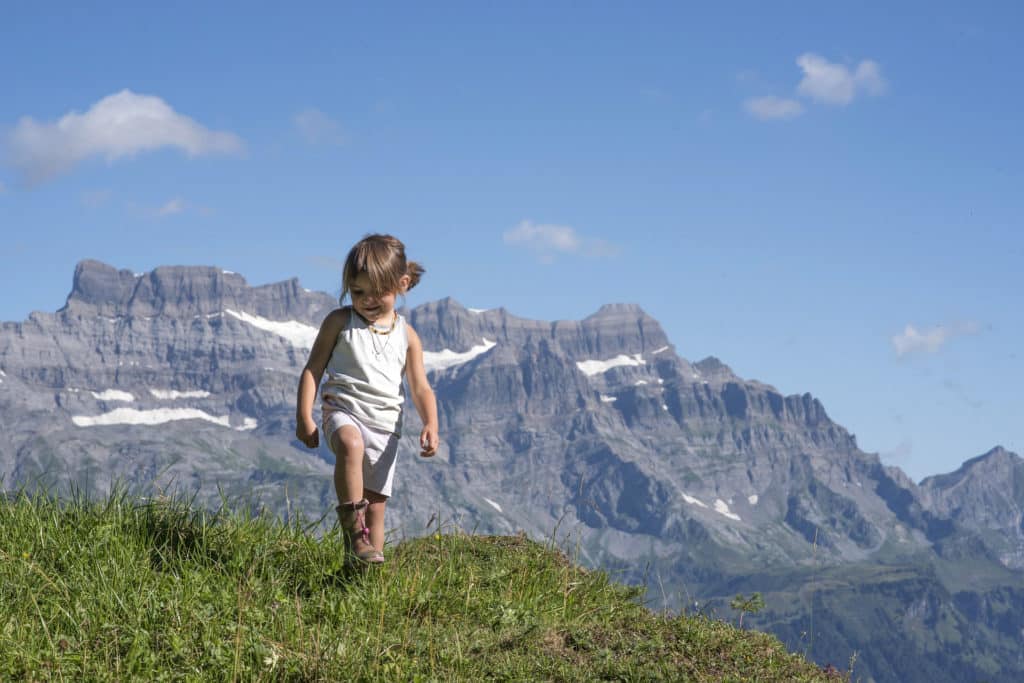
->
xmin=584 ymin=303 xmax=650 ymax=321
xmin=66 ymin=259 xmax=139 ymax=311
xmin=61 ymin=259 xmax=332 ymax=321
xmin=956 ymin=445 xmax=1020 ymax=474
xmin=920 ymin=445 xmax=1022 ymax=492
xmin=693 ymin=356 xmax=738 ymax=381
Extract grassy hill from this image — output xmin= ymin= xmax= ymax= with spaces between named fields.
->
xmin=0 ymin=490 xmax=848 ymax=681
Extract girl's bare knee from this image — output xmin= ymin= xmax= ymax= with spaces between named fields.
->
xmin=331 ymin=426 xmax=364 ymax=460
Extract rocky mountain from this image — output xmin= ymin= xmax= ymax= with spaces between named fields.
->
xmin=1 ymin=260 xmax=1022 ymax=682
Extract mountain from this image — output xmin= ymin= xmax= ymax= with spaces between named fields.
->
xmin=1 ymin=260 xmax=1022 ymax=682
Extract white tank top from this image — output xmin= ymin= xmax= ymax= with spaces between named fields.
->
xmin=321 ymin=308 xmax=408 ymax=434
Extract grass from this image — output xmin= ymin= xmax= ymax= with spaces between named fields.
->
xmin=0 ymin=489 xmax=848 ymax=681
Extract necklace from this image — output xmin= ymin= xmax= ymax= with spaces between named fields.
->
xmin=368 ymin=311 xmax=397 ymax=358
xmin=368 ymin=312 xmax=397 ymax=335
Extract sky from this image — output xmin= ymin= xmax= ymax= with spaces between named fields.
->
xmin=1 ymin=2 xmax=1021 ymax=482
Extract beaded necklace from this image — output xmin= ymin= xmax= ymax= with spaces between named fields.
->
xmin=367 ymin=311 xmax=397 ymax=358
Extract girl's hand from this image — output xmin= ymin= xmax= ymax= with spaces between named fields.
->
xmin=420 ymin=425 xmax=439 ymax=457
xmin=296 ymin=416 xmax=319 ymax=449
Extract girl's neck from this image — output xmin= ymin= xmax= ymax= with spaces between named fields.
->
xmin=355 ymin=308 xmax=397 ymax=331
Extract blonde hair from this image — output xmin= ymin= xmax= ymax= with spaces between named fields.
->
xmin=340 ymin=233 xmax=424 ymax=304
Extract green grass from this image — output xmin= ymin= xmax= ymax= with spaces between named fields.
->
xmin=0 ymin=490 xmax=848 ymax=682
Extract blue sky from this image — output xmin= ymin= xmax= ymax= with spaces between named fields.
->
xmin=2 ymin=2 xmax=1021 ymax=481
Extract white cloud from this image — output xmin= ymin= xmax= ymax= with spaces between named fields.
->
xmin=891 ymin=321 xmax=980 ymax=356
xmin=504 ymin=220 xmax=617 ymax=262
xmin=505 ymin=221 xmax=581 ymax=252
xmin=156 ymin=198 xmax=187 ymax=217
xmin=744 ymin=96 xmax=804 ymax=120
xmin=6 ymin=90 xmax=244 ymax=184
xmin=294 ymin=108 xmax=345 ymax=146
xmin=796 ymin=53 xmax=886 ymax=106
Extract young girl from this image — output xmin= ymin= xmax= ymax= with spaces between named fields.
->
xmin=295 ymin=234 xmax=438 ymax=564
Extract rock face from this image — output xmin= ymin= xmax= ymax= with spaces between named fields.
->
xmin=1 ymin=259 xmax=1022 ymax=683
xmin=919 ymin=446 xmax=1024 ymax=569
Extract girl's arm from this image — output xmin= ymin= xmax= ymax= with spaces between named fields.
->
xmin=295 ymin=308 xmax=348 ymax=448
xmin=405 ymin=324 xmax=439 ymax=457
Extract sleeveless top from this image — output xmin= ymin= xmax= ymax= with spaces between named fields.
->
xmin=321 ymin=307 xmax=408 ymax=435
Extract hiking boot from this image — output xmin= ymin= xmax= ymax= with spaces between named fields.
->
xmin=336 ymin=499 xmax=384 ymax=564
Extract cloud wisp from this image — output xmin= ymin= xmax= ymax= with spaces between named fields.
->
xmin=796 ymin=53 xmax=886 ymax=106
xmin=156 ymin=198 xmax=187 ymax=217
xmin=744 ymin=52 xmax=885 ymax=120
xmin=6 ymin=90 xmax=244 ymax=184
xmin=293 ymin=108 xmax=345 ymax=146
xmin=744 ymin=96 xmax=804 ymax=120
xmin=149 ymin=197 xmax=213 ymax=219
xmin=881 ymin=438 xmax=913 ymax=462
xmin=503 ymin=220 xmax=618 ymax=263
xmin=891 ymin=321 xmax=980 ymax=357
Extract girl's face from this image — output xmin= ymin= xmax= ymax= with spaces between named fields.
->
xmin=348 ymin=272 xmax=407 ymax=323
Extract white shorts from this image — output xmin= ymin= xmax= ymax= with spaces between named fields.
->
xmin=322 ymin=410 xmax=400 ymax=497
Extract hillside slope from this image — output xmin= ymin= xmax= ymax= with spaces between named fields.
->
xmin=0 ymin=491 xmax=846 ymax=681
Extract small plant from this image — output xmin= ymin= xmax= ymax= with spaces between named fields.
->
xmin=731 ymin=591 xmax=766 ymax=628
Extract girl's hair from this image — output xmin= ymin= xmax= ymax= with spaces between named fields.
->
xmin=340 ymin=233 xmax=424 ymax=304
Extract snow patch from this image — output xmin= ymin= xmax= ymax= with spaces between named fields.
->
xmin=91 ymin=389 xmax=134 ymax=402
xmin=576 ymin=353 xmax=645 ymax=377
xmin=748 ymin=494 xmax=759 ymax=505
xmin=483 ymin=497 xmax=503 ymax=513
xmin=149 ymin=389 xmax=211 ymax=400
xmin=222 ymin=270 xmax=235 ymax=275
xmin=224 ymin=309 xmax=318 ymax=349
xmin=72 ymin=407 xmax=247 ymax=430
xmin=651 ymin=345 xmax=670 ymax=354
xmin=662 ymin=404 xmax=669 ymax=411
xmin=681 ymin=493 xmax=708 ymax=508
xmin=634 ymin=380 xmax=648 ymax=386
xmin=238 ymin=417 xmax=258 ymax=431
xmin=714 ymin=499 xmax=741 ymax=521
xmin=467 ymin=308 xmax=488 ymax=314
xmin=423 ymin=338 xmax=496 ymax=373
xmin=600 ymin=394 xmax=617 ymax=403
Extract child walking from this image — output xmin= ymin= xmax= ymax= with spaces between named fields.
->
xmin=295 ymin=234 xmax=438 ymax=564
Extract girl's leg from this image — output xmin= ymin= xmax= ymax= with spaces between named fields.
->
xmin=330 ymin=425 xmax=364 ymax=503
xmin=364 ymin=490 xmax=388 ymax=552
xmin=330 ymin=425 xmax=382 ymax=563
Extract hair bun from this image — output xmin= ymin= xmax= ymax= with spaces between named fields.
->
xmin=406 ymin=261 xmax=424 ymax=291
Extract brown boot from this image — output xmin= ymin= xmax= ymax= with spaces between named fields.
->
xmin=336 ymin=499 xmax=384 ymax=564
